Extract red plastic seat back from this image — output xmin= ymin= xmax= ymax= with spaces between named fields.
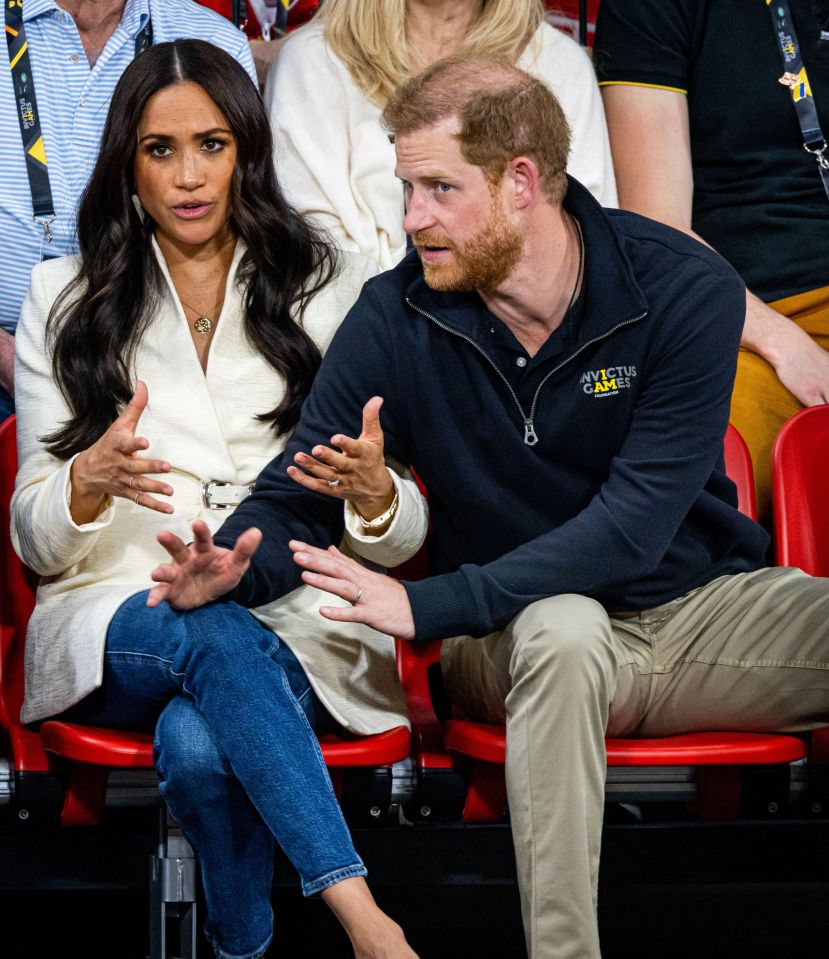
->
xmin=773 ymin=405 xmax=829 ymax=575
xmin=195 ymin=0 xmax=319 ymax=33
xmin=0 ymin=416 xmax=48 ymax=771
xmin=724 ymin=423 xmax=758 ymax=521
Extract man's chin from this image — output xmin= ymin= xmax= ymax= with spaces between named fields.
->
xmin=421 ymin=263 xmax=476 ymax=292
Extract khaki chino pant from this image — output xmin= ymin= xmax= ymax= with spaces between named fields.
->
xmin=441 ymin=567 xmax=829 ymax=959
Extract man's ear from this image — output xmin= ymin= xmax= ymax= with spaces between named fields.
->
xmin=507 ymin=156 xmax=541 ymax=211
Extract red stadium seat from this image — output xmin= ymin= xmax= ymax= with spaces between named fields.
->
xmin=772 ymin=405 xmax=829 ymax=576
xmin=545 ymin=0 xmax=599 ymax=47
xmin=724 ymin=421 xmax=758 ymax=521
xmin=396 ymin=425 xmax=808 ymax=823
xmin=0 ymin=419 xmax=45 ymax=775
xmin=195 ymin=0 xmax=319 ymax=35
xmin=0 ymin=416 xmax=408 ymax=826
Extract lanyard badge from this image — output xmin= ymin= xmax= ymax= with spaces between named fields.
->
xmin=5 ymin=0 xmax=55 ymax=239
xmin=4 ymin=3 xmax=154 ymax=246
xmin=766 ymin=0 xmax=829 ymax=202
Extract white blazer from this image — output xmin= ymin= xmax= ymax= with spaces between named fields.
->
xmin=265 ymin=19 xmax=618 ymax=272
xmin=12 ymin=241 xmax=428 ymax=730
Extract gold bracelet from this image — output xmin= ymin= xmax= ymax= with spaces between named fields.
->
xmin=355 ymin=489 xmax=399 ymax=531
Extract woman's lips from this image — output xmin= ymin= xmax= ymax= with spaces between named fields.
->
xmin=171 ymin=201 xmax=214 ymax=220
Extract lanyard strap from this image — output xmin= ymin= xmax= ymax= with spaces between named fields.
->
xmin=4 ymin=1 xmax=153 ymax=242
xmin=766 ymin=0 xmax=829 ymax=202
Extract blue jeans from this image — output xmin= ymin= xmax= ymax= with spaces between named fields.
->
xmin=0 ymin=384 xmax=14 ymax=422
xmin=62 ymin=592 xmax=367 ymax=959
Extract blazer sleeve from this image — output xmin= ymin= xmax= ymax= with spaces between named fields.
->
xmin=10 ymin=263 xmax=116 ymax=576
xmin=342 ymin=466 xmax=429 ymax=567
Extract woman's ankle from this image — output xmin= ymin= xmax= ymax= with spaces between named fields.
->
xmin=321 ymin=877 xmax=418 ymax=958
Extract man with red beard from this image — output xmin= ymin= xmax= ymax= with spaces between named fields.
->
xmin=148 ymin=57 xmax=829 ymax=959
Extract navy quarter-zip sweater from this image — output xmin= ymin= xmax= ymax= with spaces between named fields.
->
xmin=216 ymin=179 xmax=769 ymax=642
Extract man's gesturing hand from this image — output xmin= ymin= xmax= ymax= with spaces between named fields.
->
xmin=290 ymin=541 xmax=416 ymax=640
xmin=147 ymin=520 xmax=262 ymax=610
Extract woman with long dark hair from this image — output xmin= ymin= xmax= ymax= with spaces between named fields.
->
xmin=11 ymin=39 xmax=423 ymax=959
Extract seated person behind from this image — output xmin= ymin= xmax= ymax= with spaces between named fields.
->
xmin=149 ymin=56 xmax=829 ymax=959
xmin=264 ymin=0 xmax=617 ymax=271
xmin=11 ymin=39 xmax=425 ymax=959
xmin=594 ymin=0 xmax=829 ymax=527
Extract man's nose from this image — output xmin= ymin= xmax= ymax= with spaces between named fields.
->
xmin=403 ymin=192 xmax=435 ymax=235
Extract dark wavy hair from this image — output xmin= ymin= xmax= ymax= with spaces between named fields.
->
xmin=44 ymin=39 xmax=338 ymax=458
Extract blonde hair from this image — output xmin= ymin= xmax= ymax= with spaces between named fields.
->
xmin=318 ymin=0 xmax=546 ymax=107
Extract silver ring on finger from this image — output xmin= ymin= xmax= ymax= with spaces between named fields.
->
xmin=134 ymin=492 xmax=142 ymax=506
xmin=328 ymin=478 xmax=341 ymax=488
xmin=128 ymin=475 xmax=136 ymax=491
xmin=351 ymin=584 xmax=364 ymax=605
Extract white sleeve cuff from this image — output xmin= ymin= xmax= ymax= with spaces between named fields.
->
xmin=343 ymin=467 xmax=428 ymax=567
xmin=60 ymin=453 xmax=115 ymax=531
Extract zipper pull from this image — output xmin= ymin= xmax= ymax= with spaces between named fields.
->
xmin=523 ymin=419 xmax=539 ymax=446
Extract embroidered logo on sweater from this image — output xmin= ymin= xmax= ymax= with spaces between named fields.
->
xmin=580 ymin=366 xmax=637 ymax=397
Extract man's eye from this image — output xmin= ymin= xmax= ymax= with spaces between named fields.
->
xmin=436 ymin=183 xmax=452 ymax=194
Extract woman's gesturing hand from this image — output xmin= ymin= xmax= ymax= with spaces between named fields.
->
xmin=147 ymin=520 xmax=262 ymax=610
xmin=287 ymin=396 xmax=395 ymax=520
xmin=69 ymin=380 xmax=173 ymax=524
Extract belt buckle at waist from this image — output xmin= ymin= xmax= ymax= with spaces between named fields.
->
xmin=202 ymin=480 xmax=255 ymax=510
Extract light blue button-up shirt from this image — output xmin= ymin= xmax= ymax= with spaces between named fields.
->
xmin=0 ymin=0 xmax=256 ymax=333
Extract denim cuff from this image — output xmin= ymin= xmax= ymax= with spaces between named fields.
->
xmin=302 ymin=861 xmax=368 ymax=897
xmin=207 ymin=928 xmax=273 ymax=959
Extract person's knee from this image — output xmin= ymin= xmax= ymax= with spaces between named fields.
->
xmin=506 ymin=594 xmax=616 ymax=685
xmin=154 ymin=698 xmax=230 ymax=804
